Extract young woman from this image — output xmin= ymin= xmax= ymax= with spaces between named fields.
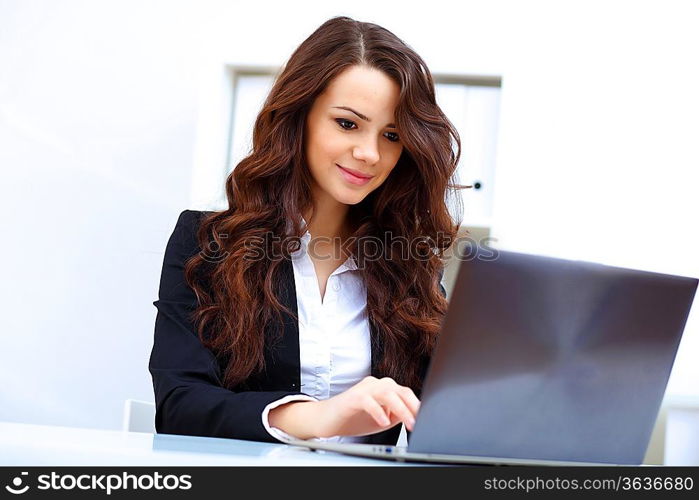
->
xmin=149 ymin=16 xmax=462 ymax=446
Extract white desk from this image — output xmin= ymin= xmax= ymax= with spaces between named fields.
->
xmin=0 ymin=421 xmax=422 ymax=466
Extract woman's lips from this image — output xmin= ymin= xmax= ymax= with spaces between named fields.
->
xmin=337 ymin=164 xmax=373 ymax=186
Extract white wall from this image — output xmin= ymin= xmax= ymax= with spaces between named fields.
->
xmin=0 ymin=0 xmax=202 ymax=429
xmin=1 ymin=0 xmax=697 ymax=434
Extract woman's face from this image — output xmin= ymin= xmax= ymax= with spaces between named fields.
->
xmin=304 ymin=64 xmax=403 ymax=207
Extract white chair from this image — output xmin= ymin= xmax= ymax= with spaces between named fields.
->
xmin=122 ymin=399 xmax=156 ymax=433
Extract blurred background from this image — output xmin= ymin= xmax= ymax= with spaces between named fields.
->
xmin=1 ymin=0 xmax=697 ymax=464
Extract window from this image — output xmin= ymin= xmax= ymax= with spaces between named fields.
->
xmin=227 ymin=71 xmax=276 ymax=175
xmin=434 ymin=76 xmax=501 ymax=227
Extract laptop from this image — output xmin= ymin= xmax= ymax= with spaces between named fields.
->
xmin=286 ymin=246 xmax=698 ymax=465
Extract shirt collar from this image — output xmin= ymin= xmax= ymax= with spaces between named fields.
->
xmin=292 ymin=215 xmax=358 ymax=273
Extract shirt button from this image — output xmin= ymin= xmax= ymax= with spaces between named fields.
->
xmin=332 ymin=281 xmax=341 ymax=292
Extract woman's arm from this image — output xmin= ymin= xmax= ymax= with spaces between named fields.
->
xmin=266 ymin=399 xmax=322 ymax=439
xmin=268 ymin=376 xmax=419 ymax=439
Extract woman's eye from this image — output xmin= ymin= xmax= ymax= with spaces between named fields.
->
xmin=335 ymin=118 xmax=356 ymax=130
xmin=385 ymin=132 xmax=400 ymax=143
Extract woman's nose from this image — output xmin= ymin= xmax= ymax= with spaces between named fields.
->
xmin=352 ymin=137 xmax=380 ymax=165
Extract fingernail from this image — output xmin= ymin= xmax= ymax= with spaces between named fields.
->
xmin=382 ymin=416 xmax=390 ymax=426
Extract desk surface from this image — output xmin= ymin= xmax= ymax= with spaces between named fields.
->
xmin=0 ymin=421 xmax=421 ymax=466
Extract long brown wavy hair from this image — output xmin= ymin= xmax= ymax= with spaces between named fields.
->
xmin=184 ymin=16 xmax=464 ymax=394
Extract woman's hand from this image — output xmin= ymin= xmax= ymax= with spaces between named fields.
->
xmin=313 ymin=376 xmax=421 ymax=438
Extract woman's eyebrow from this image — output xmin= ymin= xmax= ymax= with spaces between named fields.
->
xmin=332 ymin=105 xmax=396 ymax=129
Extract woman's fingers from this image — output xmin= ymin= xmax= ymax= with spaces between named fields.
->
xmin=349 ymin=376 xmax=422 ymax=433
xmin=377 ymin=378 xmax=420 ymax=423
xmin=361 ymin=394 xmax=391 ymax=427
xmin=376 ymin=390 xmax=416 ymax=431
xmin=397 ymin=385 xmax=421 ymax=417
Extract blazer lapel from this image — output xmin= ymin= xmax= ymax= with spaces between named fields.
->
xmin=261 ymin=257 xmax=302 ymax=391
xmin=369 ymin=315 xmax=382 ymax=377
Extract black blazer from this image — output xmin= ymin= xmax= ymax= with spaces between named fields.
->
xmin=149 ymin=209 xmax=445 ymax=445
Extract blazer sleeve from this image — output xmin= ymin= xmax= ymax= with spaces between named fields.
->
xmin=148 ymin=209 xmax=307 ymax=443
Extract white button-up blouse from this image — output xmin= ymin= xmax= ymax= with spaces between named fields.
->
xmin=261 ymin=219 xmax=373 ymax=444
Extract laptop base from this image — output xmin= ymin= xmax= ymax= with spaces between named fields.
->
xmin=286 ymin=439 xmax=616 ymax=466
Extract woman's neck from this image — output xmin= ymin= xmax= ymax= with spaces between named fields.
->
xmin=303 ymin=188 xmax=352 ymax=241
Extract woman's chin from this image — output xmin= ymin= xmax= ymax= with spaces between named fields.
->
xmin=334 ymin=190 xmax=368 ymax=206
